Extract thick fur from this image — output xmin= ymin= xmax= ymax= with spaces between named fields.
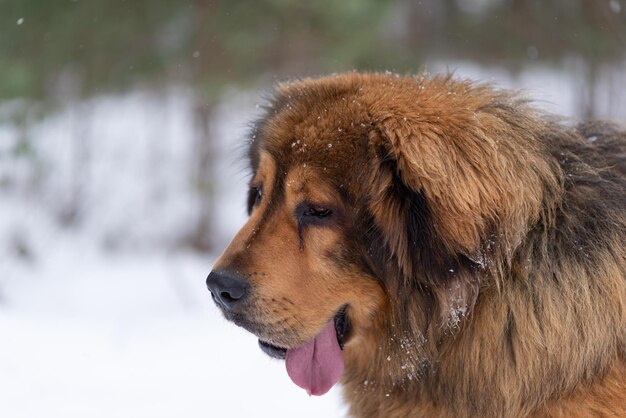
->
xmin=212 ymin=73 xmax=626 ymax=417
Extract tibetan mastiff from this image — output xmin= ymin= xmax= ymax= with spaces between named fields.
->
xmin=206 ymin=73 xmax=625 ymax=417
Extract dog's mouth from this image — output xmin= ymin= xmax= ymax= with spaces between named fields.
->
xmin=257 ymin=305 xmax=351 ymax=396
xmin=258 ymin=305 xmax=350 ymax=359
xmin=257 ymin=339 xmax=288 ymax=359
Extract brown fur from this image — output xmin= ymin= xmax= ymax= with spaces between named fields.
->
xmin=210 ymin=73 xmax=626 ymax=417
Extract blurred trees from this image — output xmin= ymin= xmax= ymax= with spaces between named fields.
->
xmin=1 ymin=0 xmax=623 ymax=102
xmin=1 ymin=0 xmax=624 ymax=251
xmin=401 ymin=0 xmax=625 ymax=66
xmin=0 ymin=0 xmax=392 ymax=102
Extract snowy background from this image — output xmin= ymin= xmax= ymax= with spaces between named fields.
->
xmin=0 ymin=89 xmax=347 ymax=417
xmin=1 ymin=1 xmax=625 ymax=417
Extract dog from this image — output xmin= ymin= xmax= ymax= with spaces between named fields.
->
xmin=206 ymin=72 xmax=626 ymax=417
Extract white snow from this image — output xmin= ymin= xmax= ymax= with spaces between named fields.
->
xmin=0 ymin=244 xmax=345 ymax=418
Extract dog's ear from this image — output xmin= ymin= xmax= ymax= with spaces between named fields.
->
xmin=367 ymin=142 xmax=449 ymax=280
xmin=367 ymin=133 xmax=481 ymax=333
xmin=367 ymin=93 xmax=559 ymax=276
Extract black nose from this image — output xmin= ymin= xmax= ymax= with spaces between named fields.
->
xmin=206 ymin=271 xmax=249 ymax=310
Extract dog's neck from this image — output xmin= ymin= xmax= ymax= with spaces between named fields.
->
xmin=342 ymin=251 xmax=624 ymax=417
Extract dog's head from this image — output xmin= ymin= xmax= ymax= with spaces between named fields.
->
xmin=206 ymin=73 xmax=560 ymax=394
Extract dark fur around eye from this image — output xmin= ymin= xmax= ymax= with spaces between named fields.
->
xmin=247 ymin=186 xmax=262 ymax=214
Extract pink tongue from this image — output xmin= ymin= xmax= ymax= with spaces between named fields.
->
xmin=285 ymin=320 xmax=344 ymax=396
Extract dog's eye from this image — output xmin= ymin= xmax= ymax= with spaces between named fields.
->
xmin=303 ymin=207 xmax=332 ymax=218
xmin=247 ymin=186 xmax=263 ymax=214
xmin=298 ymin=204 xmax=333 ymax=225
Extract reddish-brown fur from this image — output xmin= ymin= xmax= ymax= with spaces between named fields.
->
xmin=210 ymin=73 xmax=626 ymax=417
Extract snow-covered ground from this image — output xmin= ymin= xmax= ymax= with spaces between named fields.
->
xmin=0 ymin=63 xmax=624 ymax=418
xmin=0 ymin=246 xmax=345 ymax=418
